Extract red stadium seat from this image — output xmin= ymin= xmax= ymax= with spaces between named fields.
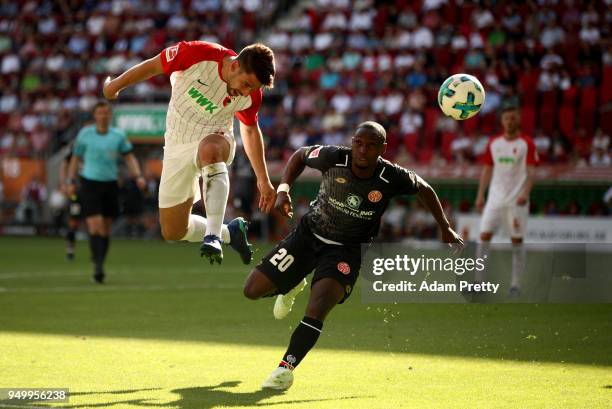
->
xmin=521 ymin=106 xmax=536 ymax=135
xmin=539 ymin=91 xmax=557 ymax=134
xmin=561 ymin=86 xmax=578 ymax=107
xmin=480 ymin=112 xmax=497 ymax=135
xmin=601 ymin=66 xmax=612 ymax=105
xmin=519 ymin=69 xmax=539 ymax=106
xmin=418 ymin=148 xmax=434 ymax=164
xmin=440 ymin=132 xmax=456 ymax=161
xmin=579 ymin=87 xmax=598 ymax=134
xmin=462 ymin=115 xmax=479 ymax=136
xmin=423 ymin=108 xmax=439 ymax=139
xmin=558 ymin=105 xmax=575 ymax=141
xmin=600 ymin=109 xmax=612 ymax=134
xmin=403 ymin=133 xmax=419 ymax=156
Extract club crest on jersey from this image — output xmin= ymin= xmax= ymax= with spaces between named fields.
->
xmin=165 ymin=45 xmax=179 ymax=62
xmin=335 ymin=177 xmax=347 ymax=184
xmin=346 ymin=194 xmax=362 ymax=210
xmin=308 ymin=146 xmax=322 ymax=159
xmin=337 ymin=262 xmax=351 ymax=275
xmin=368 ymin=190 xmax=382 ymax=203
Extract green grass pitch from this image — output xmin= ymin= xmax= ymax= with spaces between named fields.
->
xmin=0 ymin=237 xmax=610 ymax=408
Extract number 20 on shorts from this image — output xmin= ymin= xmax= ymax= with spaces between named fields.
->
xmin=269 ymin=248 xmax=294 ymax=272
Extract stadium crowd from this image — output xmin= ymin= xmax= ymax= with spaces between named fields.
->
xmin=0 ymin=0 xmax=610 ymax=166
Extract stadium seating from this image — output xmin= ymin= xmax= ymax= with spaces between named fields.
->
xmin=0 ymin=1 xmax=609 ymax=166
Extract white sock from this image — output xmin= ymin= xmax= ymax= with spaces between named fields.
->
xmin=475 ymin=241 xmax=490 ymax=283
xmin=511 ymin=243 xmax=525 ymax=288
xmin=180 ymin=214 xmax=231 ymax=243
xmin=180 ymin=214 xmax=207 ymax=242
xmin=201 ymin=162 xmax=229 ymax=239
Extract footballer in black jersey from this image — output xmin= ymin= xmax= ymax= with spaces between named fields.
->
xmin=243 ymin=121 xmax=463 ymax=390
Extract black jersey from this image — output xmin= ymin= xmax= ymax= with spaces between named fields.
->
xmin=302 ymin=145 xmax=420 ymax=244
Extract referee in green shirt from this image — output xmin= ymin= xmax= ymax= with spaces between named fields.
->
xmin=67 ymin=101 xmax=145 ymax=283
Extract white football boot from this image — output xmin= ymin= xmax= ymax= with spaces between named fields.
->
xmin=261 ymin=366 xmax=294 ymax=390
xmin=273 ymin=278 xmax=308 ymax=320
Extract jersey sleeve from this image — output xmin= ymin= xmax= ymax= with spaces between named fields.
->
xmin=72 ymin=128 xmax=87 ymax=158
xmin=303 ymin=145 xmax=344 ymax=172
xmin=392 ymin=165 xmax=421 ymax=195
xmin=235 ymin=89 xmax=262 ymax=126
xmin=160 ymin=41 xmax=231 ymax=75
xmin=525 ymin=136 xmax=539 ymax=166
xmin=118 ymin=130 xmax=133 ymax=154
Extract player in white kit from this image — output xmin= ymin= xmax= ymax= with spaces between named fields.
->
xmin=475 ymin=106 xmax=538 ymax=294
xmin=102 ymin=41 xmax=276 ymax=264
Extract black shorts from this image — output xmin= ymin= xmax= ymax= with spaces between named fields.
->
xmin=257 ymin=217 xmax=361 ymax=303
xmin=79 ymin=177 xmax=120 ymax=218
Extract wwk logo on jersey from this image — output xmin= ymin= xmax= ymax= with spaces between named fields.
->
xmin=346 ymin=194 xmax=362 ymax=210
xmin=187 ymin=87 xmax=218 ymax=114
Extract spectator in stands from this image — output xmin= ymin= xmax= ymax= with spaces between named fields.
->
xmin=589 ymin=130 xmax=611 ymax=167
xmin=16 ymin=176 xmax=47 ymax=225
xmin=0 ymin=0 xmax=608 ymax=202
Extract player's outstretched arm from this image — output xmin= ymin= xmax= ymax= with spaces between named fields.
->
xmin=124 ymin=153 xmax=146 ymax=191
xmin=517 ymin=166 xmax=535 ymax=206
xmin=240 ymin=121 xmax=275 ymax=213
xmin=415 ymin=176 xmax=464 ymax=247
xmin=475 ymin=165 xmax=492 ymax=211
xmin=103 ymin=54 xmax=164 ymax=100
xmin=274 ymin=147 xmax=308 ymax=218
xmin=66 ymin=155 xmax=81 ymax=197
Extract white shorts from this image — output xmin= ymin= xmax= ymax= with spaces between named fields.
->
xmin=480 ymin=203 xmax=529 ymax=239
xmin=158 ymin=134 xmax=236 ymax=209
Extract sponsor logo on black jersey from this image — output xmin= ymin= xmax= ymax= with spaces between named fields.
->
xmin=346 ymin=194 xmax=362 ymax=210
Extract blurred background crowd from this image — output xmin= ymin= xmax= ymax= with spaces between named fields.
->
xmin=0 ymin=0 xmax=610 ymax=240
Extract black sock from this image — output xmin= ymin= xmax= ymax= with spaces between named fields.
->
xmin=278 ymin=316 xmax=323 ymax=370
xmin=100 ymin=236 xmax=110 ymax=263
xmin=89 ymin=234 xmax=103 ymax=267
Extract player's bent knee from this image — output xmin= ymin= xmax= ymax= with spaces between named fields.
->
xmin=243 ymin=280 xmax=263 ymax=300
xmin=198 ymin=134 xmax=229 ymax=166
xmin=160 ymin=224 xmax=187 ymax=241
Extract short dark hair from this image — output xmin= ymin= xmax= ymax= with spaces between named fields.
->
xmin=236 ymin=43 xmax=275 ymax=88
xmin=93 ymin=100 xmax=112 ymax=113
xmin=501 ymin=104 xmax=519 ymax=114
xmin=356 ymin=121 xmax=386 ymax=143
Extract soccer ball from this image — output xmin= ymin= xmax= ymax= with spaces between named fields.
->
xmin=437 ymin=74 xmax=485 ymax=120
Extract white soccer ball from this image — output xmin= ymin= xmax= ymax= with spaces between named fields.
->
xmin=437 ymin=74 xmax=486 ymax=120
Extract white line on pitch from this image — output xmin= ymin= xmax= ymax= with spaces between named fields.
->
xmin=0 ymin=283 xmax=241 ymax=293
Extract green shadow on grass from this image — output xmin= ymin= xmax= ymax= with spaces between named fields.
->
xmin=9 ymin=383 xmax=373 ymax=409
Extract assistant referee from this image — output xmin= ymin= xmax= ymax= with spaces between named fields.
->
xmin=66 ymin=101 xmax=145 ymax=283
